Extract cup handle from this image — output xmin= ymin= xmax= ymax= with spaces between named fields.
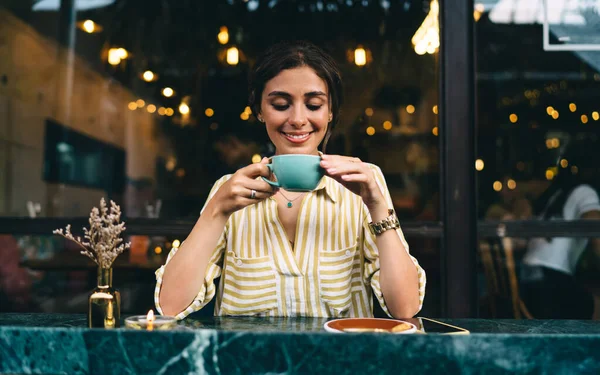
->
xmin=261 ymin=164 xmax=281 ymax=188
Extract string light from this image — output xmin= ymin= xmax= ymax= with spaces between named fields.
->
xmin=509 ymin=114 xmax=518 ymax=123
xmin=592 ymin=111 xmax=599 ymax=121
xmin=581 ymin=114 xmax=588 ymax=124
xmin=146 ymin=104 xmax=156 ymax=113
xmin=432 ymin=105 xmax=438 ymax=114
xmin=507 ymin=179 xmax=516 ymax=190
xmin=560 ymin=159 xmax=568 ymax=168
xmin=162 ymin=87 xmax=174 ymax=97
xmin=432 ymin=126 xmax=439 ymax=136
xmin=365 ymin=108 xmax=374 ymax=116
xmin=252 ymin=154 xmax=261 ymax=163
xmin=493 ymin=181 xmax=502 ymax=192
xmin=108 ymin=47 xmax=128 ymax=65
xmin=128 ymin=102 xmax=137 ymax=111
xmin=569 ymin=103 xmax=577 ymax=112
xmin=406 ymin=105 xmax=415 ymax=114
xmin=412 ymin=0 xmax=439 ymax=55
xmin=366 ymin=126 xmax=376 ymax=136
xmin=205 ymin=108 xmax=214 ymax=117
xmin=475 ymin=159 xmax=484 ymax=171
xmin=136 ymin=99 xmax=145 ymax=108
xmin=383 ymin=121 xmax=392 ymax=130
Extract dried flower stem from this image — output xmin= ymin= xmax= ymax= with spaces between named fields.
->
xmin=53 ymin=198 xmax=131 ymax=268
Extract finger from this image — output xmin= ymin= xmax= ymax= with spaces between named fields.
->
xmin=341 ymin=174 xmax=369 ymax=183
xmin=245 ymin=189 xmax=273 ymax=200
xmin=245 ymin=177 xmax=278 ymax=193
xmin=323 ymin=162 xmax=367 ymax=176
xmin=242 ymin=162 xmax=271 ymax=178
xmin=232 ymin=185 xmax=273 ymax=201
xmin=321 ymin=157 xmax=362 ymax=170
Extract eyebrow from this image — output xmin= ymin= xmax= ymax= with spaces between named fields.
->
xmin=268 ymin=91 xmax=328 ymax=98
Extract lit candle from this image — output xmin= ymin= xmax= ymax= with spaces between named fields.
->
xmin=146 ymin=310 xmax=154 ymax=331
xmin=124 ymin=310 xmax=177 ymax=330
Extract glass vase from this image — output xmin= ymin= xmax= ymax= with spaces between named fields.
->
xmin=88 ymin=267 xmax=120 ymax=328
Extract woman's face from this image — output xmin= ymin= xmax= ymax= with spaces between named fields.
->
xmin=260 ymin=66 xmax=330 ymax=155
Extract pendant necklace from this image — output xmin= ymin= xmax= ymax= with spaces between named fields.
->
xmin=278 ymin=190 xmax=305 ymax=208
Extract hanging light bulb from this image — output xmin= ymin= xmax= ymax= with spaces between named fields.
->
xmin=142 ymin=70 xmax=155 ymax=82
xmin=179 ymin=103 xmax=190 ymax=115
xmin=218 ymin=26 xmax=229 ymax=45
xmin=226 ymin=47 xmax=239 ymax=65
xmin=82 ymin=20 xmax=96 ymax=33
xmin=354 ymin=46 xmax=367 ymax=66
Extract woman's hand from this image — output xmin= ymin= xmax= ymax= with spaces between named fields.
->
xmin=209 ymin=157 xmax=276 ymax=218
xmin=320 ymin=154 xmax=386 ymax=211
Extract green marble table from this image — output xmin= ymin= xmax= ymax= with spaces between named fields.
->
xmin=1 ymin=313 xmax=600 ymax=374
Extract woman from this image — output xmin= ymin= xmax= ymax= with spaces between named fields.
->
xmin=156 ymin=41 xmax=425 ymax=319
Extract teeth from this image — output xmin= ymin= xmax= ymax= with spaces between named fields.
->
xmin=284 ymin=133 xmax=309 ymax=139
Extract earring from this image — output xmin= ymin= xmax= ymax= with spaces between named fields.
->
xmin=328 ymin=114 xmax=333 ymax=122
xmin=257 ymin=115 xmax=264 ymax=122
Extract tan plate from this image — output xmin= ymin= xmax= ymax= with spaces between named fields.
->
xmin=324 ymin=318 xmax=417 ymax=334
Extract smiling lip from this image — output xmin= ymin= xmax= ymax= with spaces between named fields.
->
xmin=281 ymin=131 xmax=311 ymax=144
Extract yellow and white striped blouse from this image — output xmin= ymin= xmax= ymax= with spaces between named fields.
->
xmin=155 ymin=164 xmax=426 ymax=319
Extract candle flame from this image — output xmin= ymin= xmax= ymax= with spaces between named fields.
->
xmin=147 ymin=310 xmax=155 ymax=322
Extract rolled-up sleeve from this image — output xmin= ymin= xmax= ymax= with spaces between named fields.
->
xmin=154 ymin=176 xmax=231 ymax=320
xmin=362 ymin=165 xmax=427 ymax=317
xmin=154 ymin=233 xmax=226 ymax=320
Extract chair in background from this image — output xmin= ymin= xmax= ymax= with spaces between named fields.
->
xmin=479 ymin=236 xmax=533 ymax=319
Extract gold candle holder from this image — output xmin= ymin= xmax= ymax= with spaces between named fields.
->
xmin=124 ymin=310 xmax=177 ymax=330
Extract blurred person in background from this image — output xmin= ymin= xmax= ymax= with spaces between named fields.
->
xmin=520 ymin=140 xmax=600 ymax=319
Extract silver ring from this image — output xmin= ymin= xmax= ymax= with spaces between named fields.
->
xmin=250 ymin=189 xmax=257 ymax=199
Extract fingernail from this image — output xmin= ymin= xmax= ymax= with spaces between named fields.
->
xmin=328 ymin=168 xmax=336 ymax=174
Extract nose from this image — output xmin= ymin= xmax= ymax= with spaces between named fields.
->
xmin=288 ymin=105 xmax=308 ymax=128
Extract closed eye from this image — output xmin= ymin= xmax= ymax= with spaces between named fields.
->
xmin=272 ymin=104 xmax=289 ymax=111
xmin=307 ymin=105 xmax=322 ymax=111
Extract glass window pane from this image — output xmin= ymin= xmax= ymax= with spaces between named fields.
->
xmin=478 ymin=236 xmax=599 ymax=320
xmin=1 ymin=2 xmax=439 ymax=221
xmin=476 ymin=0 xmax=600 ymax=223
xmin=476 ymin=1 xmax=600 ymax=319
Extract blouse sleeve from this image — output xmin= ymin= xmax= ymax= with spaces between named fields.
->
xmin=154 ymin=175 xmax=231 ymax=319
xmin=362 ymin=164 xmax=427 ymax=317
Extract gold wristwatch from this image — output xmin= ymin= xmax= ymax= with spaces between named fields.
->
xmin=368 ymin=209 xmax=400 ymax=235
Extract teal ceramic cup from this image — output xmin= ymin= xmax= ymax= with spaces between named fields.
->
xmin=261 ymin=154 xmax=324 ymax=192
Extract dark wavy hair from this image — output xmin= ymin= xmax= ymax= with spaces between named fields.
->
xmin=248 ymin=41 xmax=343 ymax=152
